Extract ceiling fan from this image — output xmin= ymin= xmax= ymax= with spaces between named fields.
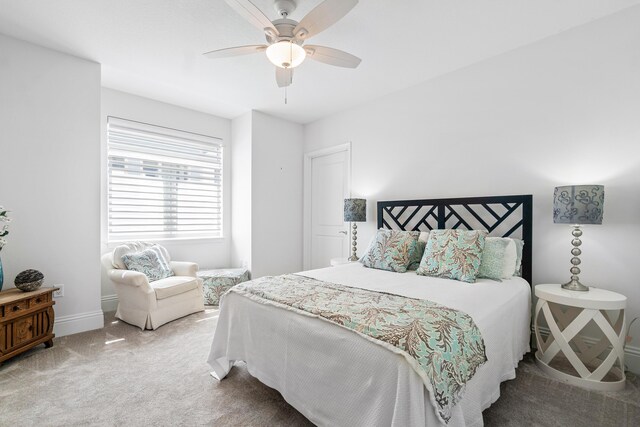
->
xmin=204 ymin=0 xmax=361 ymax=88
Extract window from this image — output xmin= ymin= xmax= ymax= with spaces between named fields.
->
xmin=107 ymin=117 xmax=223 ymax=241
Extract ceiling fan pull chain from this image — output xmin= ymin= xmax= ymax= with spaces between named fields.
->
xmin=284 ymin=86 xmax=288 ymax=105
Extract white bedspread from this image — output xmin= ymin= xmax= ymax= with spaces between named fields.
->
xmin=208 ymin=263 xmax=531 ymax=426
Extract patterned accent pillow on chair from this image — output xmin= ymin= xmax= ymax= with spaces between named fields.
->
xmin=121 ymin=246 xmax=174 ymax=282
xmin=416 ymin=229 xmax=487 ymax=283
xmin=360 ymin=229 xmax=421 ymax=273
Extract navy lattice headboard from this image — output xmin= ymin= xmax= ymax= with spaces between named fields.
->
xmin=377 ymin=195 xmax=533 ymax=285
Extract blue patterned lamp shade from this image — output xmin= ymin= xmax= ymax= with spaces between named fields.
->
xmin=344 ymin=198 xmax=366 ymax=222
xmin=553 ymin=185 xmax=604 ymax=225
xmin=553 ymin=185 xmax=604 ymax=291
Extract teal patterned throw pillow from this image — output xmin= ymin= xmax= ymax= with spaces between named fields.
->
xmin=407 ymin=231 xmax=429 ymax=270
xmin=408 ymin=240 xmax=426 ymax=270
xmin=121 ymin=246 xmax=174 ymax=282
xmin=361 ymin=230 xmax=421 ymax=273
xmin=416 ymin=229 xmax=487 ymax=283
xmin=478 ymin=237 xmax=517 ymax=280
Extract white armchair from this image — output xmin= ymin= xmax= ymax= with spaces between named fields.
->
xmin=101 ymin=242 xmax=205 ymax=330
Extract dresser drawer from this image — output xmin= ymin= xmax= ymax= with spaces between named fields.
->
xmin=0 ymin=293 xmax=51 ymax=319
xmin=4 ymin=300 xmax=28 ymax=317
xmin=29 ymin=294 xmax=49 ymax=307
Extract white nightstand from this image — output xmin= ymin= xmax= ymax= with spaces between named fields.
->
xmin=330 ymin=257 xmax=357 ymax=267
xmin=534 ymin=284 xmax=626 ymax=391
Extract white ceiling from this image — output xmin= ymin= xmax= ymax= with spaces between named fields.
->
xmin=1 ymin=0 xmax=638 ymax=123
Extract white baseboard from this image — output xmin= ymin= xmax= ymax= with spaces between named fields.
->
xmin=54 ymin=310 xmax=104 ymax=337
xmin=533 ymin=325 xmax=640 ymax=375
xmin=626 ymin=346 xmax=640 ymax=375
xmin=101 ymin=293 xmax=118 ymax=312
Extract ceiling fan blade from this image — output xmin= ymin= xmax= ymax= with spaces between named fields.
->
xmin=294 ymin=0 xmax=358 ymax=40
xmin=304 ymin=45 xmax=361 ymax=68
xmin=276 ymin=67 xmax=293 ymax=87
xmin=225 ymin=0 xmax=278 ymax=35
xmin=203 ymin=45 xmax=267 ymax=59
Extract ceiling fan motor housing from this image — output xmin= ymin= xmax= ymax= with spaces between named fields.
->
xmin=270 ymin=19 xmax=301 ymax=44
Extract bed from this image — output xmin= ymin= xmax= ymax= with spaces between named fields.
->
xmin=209 ymin=195 xmax=533 ymax=426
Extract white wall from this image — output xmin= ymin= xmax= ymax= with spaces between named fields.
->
xmin=229 ymin=111 xmax=304 ymax=278
xmin=0 ymin=34 xmax=103 ymax=336
xmin=304 ymin=8 xmax=640 ymax=372
xmin=100 ymin=88 xmax=231 ymax=309
xmin=251 ymin=111 xmax=304 ymax=278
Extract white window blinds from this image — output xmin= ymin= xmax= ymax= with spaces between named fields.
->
xmin=107 ymin=117 xmax=223 ymax=241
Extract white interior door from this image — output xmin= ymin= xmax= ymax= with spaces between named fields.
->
xmin=308 ymin=148 xmax=349 ymax=269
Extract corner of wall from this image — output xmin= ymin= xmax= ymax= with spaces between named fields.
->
xmin=230 ymin=112 xmax=253 ymax=270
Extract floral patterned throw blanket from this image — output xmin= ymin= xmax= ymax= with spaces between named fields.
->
xmin=228 ymin=274 xmax=487 ymax=423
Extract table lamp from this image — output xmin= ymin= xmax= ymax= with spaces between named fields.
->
xmin=344 ymin=198 xmax=366 ymax=261
xmin=553 ymin=185 xmax=604 ymax=291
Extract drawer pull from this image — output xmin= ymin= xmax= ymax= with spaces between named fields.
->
xmin=12 ymin=305 xmax=21 ymax=312
xmin=35 ymin=298 xmax=42 ymax=304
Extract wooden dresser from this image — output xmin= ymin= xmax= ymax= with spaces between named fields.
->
xmin=0 ymin=287 xmax=58 ymax=363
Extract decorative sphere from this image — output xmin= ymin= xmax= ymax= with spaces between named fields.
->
xmin=570 ymin=267 xmax=581 ymax=274
xmin=570 ymin=257 xmax=581 ymax=266
xmin=14 ymin=269 xmax=44 ymax=292
xmin=571 ymin=248 xmax=582 ymax=256
xmin=572 ymin=229 xmax=583 ymax=237
xmin=571 ymin=239 xmax=582 ymax=246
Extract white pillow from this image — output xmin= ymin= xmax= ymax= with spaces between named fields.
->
xmin=509 ymin=238 xmax=525 ymax=276
xmin=500 ymin=238 xmax=518 ymax=278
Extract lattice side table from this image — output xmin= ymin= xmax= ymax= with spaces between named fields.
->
xmin=534 ymin=284 xmax=626 ymax=391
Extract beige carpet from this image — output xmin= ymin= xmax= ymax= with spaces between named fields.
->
xmin=1 ymin=309 xmax=638 ymax=426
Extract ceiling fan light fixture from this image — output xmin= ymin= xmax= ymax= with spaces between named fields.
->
xmin=266 ymin=41 xmax=306 ymax=68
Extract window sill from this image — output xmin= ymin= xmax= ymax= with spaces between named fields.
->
xmin=106 ymin=236 xmax=226 ymax=249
